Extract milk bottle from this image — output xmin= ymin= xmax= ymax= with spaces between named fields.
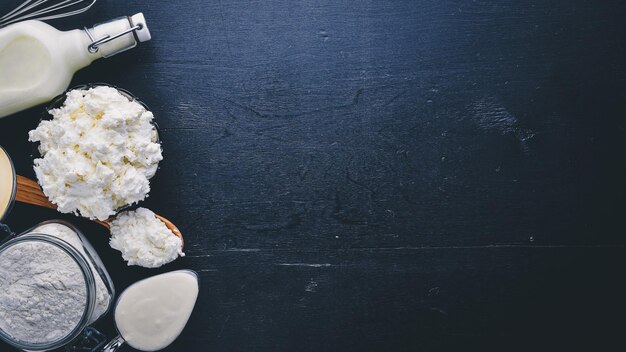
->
xmin=0 ymin=13 xmax=151 ymax=118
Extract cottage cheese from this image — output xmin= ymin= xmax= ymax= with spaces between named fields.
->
xmin=109 ymin=208 xmax=184 ymax=268
xmin=28 ymin=86 xmax=162 ymax=221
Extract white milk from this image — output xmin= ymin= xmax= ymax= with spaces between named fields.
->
xmin=114 ymin=270 xmax=199 ymax=351
xmin=0 ymin=13 xmax=151 ymax=119
xmin=0 ymin=147 xmax=15 ymax=221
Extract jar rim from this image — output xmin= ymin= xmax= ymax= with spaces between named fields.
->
xmin=0 ymin=234 xmax=96 ymax=350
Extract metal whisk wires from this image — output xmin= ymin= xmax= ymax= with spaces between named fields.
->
xmin=0 ymin=0 xmax=96 ymax=28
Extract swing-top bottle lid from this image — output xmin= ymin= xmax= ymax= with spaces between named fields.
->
xmin=130 ymin=13 xmax=151 ymax=42
xmin=86 ymin=13 xmax=152 ymax=58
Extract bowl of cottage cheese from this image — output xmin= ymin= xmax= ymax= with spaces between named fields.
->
xmin=29 ymin=84 xmax=163 ymax=221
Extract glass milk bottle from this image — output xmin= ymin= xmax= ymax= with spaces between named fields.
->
xmin=0 ymin=13 xmax=151 ymax=119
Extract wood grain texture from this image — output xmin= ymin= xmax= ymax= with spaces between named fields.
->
xmin=0 ymin=0 xmax=625 ymax=351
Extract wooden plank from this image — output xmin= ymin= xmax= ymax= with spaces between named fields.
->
xmin=125 ymin=246 xmax=626 ymax=351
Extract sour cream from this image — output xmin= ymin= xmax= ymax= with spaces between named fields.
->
xmin=114 ymin=270 xmax=199 ymax=351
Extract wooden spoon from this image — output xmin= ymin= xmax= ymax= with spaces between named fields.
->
xmin=14 ymin=175 xmax=184 ymax=248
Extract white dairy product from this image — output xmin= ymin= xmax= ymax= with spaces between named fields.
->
xmin=115 ymin=270 xmax=199 ymax=351
xmin=29 ymin=86 xmax=163 ymax=221
xmin=0 ymin=14 xmax=151 ymax=119
xmin=0 ymin=240 xmax=87 ymax=344
xmin=109 ymin=208 xmax=184 ymax=268
xmin=0 ymin=147 xmax=15 ymax=221
xmin=33 ymin=223 xmax=111 ymax=323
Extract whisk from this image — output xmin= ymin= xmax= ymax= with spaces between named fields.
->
xmin=0 ymin=0 xmax=96 ymax=28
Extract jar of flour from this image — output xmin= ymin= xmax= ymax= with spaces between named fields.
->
xmin=0 ymin=220 xmax=114 ymax=351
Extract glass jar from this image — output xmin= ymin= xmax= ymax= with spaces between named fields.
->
xmin=0 ymin=220 xmax=115 ymax=351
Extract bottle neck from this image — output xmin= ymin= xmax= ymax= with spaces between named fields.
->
xmin=86 ymin=16 xmax=138 ymax=58
xmin=61 ymin=17 xmax=139 ymax=70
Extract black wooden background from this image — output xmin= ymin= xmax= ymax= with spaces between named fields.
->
xmin=1 ymin=1 xmax=625 ymax=351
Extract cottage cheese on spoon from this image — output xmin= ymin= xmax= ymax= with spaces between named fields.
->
xmin=109 ymin=208 xmax=184 ymax=268
xmin=29 ymin=86 xmax=162 ymax=221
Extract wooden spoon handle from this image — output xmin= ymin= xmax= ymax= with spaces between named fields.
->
xmin=17 ymin=175 xmax=111 ymax=228
xmin=14 ymin=175 xmax=184 ymax=247
xmin=15 ymin=175 xmax=56 ymax=210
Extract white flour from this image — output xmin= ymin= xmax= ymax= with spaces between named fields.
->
xmin=33 ymin=223 xmax=111 ymax=322
xmin=0 ymin=241 xmax=87 ymax=344
xmin=0 ymin=223 xmax=112 ymax=345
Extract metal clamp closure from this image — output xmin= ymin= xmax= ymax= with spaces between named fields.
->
xmin=84 ymin=20 xmax=142 ymax=53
